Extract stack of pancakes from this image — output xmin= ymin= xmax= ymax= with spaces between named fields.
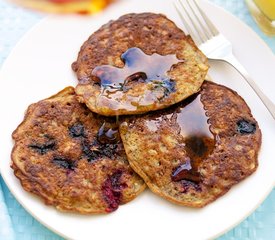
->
xmin=11 ymin=13 xmax=261 ymax=214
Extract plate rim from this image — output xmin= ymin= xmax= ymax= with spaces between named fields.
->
xmin=0 ymin=0 xmax=275 ymax=239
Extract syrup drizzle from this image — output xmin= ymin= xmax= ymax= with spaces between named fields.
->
xmin=92 ymin=47 xmax=182 ymax=111
xmin=172 ymin=94 xmax=215 ymax=182
xmin=97 ymin=122 xmax=119 ymax=144
xmin=141 ymin=93 xmax=215 ymax=183
xmin=176 ymin=94 xmax=213 ymax=139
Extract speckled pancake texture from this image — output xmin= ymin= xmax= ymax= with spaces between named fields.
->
xmin=72 ymin=12 xmax=209 ymax=116
xmin=11 ymin=87 xmax=145 ymax=214
xmin=120 ymin=81 xmax=261 ymax=207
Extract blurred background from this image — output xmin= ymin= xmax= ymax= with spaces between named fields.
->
xmin=8 ymin=0 xmax=114 ymax=14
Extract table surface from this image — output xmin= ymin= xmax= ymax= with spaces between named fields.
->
xmin=0 ymin=0 xmax=274 ymax=239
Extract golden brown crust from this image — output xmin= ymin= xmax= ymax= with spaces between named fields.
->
xmin=11 ymin=87 xmax=145 ymax=214
xmin=73 ymin=13 xmax=209 ymax=116
xmin=119 ymin=81 xmax=261 ymax=207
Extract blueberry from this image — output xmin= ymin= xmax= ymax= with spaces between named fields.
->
xmin=52 ymin=157 xmax=76 ymax=170
xmin=101 ymin=143 xmax=118 ymax=159
xmin=181 ymin=180 xmax=202 ymax=193
xmin=28 ymin=138 xmax=55 ymax=155
xmin=110 ymin=170 xmax=127 ymax=190
xmin=81 ymin=140 xmax=100 ymax=162
xmin=69 ymin=122 xmax=85 ymax=138
xmin=237 ymin=120 xmax=256 ymax=134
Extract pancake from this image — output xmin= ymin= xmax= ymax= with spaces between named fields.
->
xmin=11 ymin=87 xmax=145 ymax=214
xmin=72 ymin=13 xmax=209 ymax=116
xmin=119 ymin=81 xmax=261 ymax=207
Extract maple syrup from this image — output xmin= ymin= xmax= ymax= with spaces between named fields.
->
xmin=92 ymin=47 xmax=181 ymax=112
xmin=171 ymin=93 xmax=215 ymax=182
xmin=97 ymin=122 xmax=119 ymax=144
xmin=139 ymin=93 xmax=214 ymax=183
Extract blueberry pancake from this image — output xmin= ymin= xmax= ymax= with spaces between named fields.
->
xmin=120 ymin=81 xmax=261 ymax=207
xmin=72 ymin=13 xmax=209 ymax=116
xmin=11 ymin=87 xmax=145 ymax=214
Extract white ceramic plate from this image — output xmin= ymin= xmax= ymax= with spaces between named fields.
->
xmin=0 ymin=0 xmax=275 ymax=239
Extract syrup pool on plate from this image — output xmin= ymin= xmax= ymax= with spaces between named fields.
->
xmin=9 ymin=0 xmax=113 ymax=14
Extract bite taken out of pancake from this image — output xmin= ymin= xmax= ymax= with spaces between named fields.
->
xmin=72 ymin=12 xmax=209 ymax=116
xmin=120 ymin=81 xmax=261 ymax=208
xmin=11 ymin=87 xmax=145 ymax=214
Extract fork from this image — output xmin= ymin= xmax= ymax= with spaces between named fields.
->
xmin=174 ymin=0 xmax=275 ymax=120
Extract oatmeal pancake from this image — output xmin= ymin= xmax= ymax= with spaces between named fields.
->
xmin=120 ymin=81 xmax=261 ymax=207
xmin=73 ymin=13 xmax=208 ymax=116
xmin=11 ymin=87 xmax=145 ymax=214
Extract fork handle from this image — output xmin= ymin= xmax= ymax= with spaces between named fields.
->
xmin=223 ymin=53 xmax=275 ymax=120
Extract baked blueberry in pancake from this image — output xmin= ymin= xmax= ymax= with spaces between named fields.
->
xmin=11 ymin=87 xmax=145 ymax=214
xmin=72 ymin=13 xmax=208 ymax=116
xmin=119 ymin=81 xmax=261 ymax=207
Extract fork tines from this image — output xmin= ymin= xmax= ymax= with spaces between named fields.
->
xmin=174 ymin=0 xmax=219 ymax=45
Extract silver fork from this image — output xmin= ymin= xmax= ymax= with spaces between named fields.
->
xmin=174 ymin=0 xmax=275 ymax=120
